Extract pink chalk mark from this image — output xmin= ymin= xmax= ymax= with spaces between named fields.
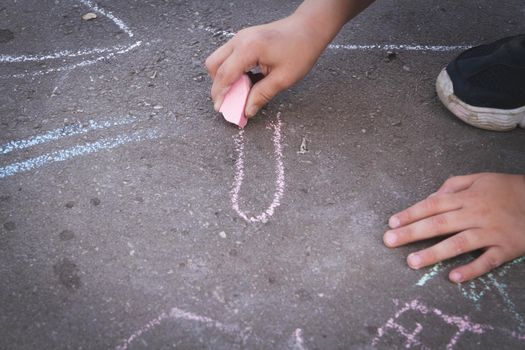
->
xmin=231 ymin=112 xmax=285 ymax=223
xmin=290 ymin=328 xmax=307 ymax=350
xmin=373 ymin=299 xmax=525 ymax=349
xmin=219 ymin=74 xmax=251 ymax=128
xmin=115 ymin=307 xmax=249 ymax=350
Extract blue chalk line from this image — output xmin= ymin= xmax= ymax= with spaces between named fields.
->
xmin=0 ymin=116 xmax=136 ymax=155
xmin=0 ymin=128 xmax=160 ymax=179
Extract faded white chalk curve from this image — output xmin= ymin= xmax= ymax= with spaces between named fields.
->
xmin=0 ymin=0 xmax=141 ymax=78
xmin=0 ymin=128 xmax=160 ymax=179
xmin=78 ymin=0 xmax=135 ymax=38
xmin=231 ymin=112 xmax=285 ymax=223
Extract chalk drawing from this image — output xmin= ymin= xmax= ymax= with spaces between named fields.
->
xmin=372 ymin=299 xmax=525 ymax=349
xmin=231 ymin=112 xmax=285 ymax=223
xmin=115 ymin=306 xmax=308 ymax=350
xmin=0 ymin=116 xmax=136 ymax=155
xmin=328 ymin=43 xmax=471 ymax=52
xmin=3 ymin=41 xmax=143 ymax=79
xmin=0 ymin=128 xmax=160 ymax=179
xmin=77 ymin=0 xmax=134 ymax=38
xmin=0 ymin=44 xmax=133 ymax=63
xmin=288 ymin=328 xmax=308 ymax=350
xmin=0 ymin=0 xmax=141 ymax=78
xmin=115 ymin=306 xmax=251 ymax=350
xmin=201 ymin=26 xmax=471 ymax=52
xmin=415 ymin=262 xmax=444 ymax=287
xmin=415 ymin=257 xmax=525 ymax=331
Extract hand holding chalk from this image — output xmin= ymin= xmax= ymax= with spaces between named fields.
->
xmin=205 ymin=15 xmax=328 ymax=119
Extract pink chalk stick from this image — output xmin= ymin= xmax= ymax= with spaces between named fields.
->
xmin=219 ymin=74 xmax=251 ymax=128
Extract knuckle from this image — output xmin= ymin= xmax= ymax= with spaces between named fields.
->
xmin=215 ymin=65 xmax=227 ymax=81
xmin=257 ymin=88 xmax=273 ymax=104
xmin=451 ymin=234 xmax=469 ymax=254
xmin=398 ymin=227 xmax=413 ymax=243
xmin=443 ymin=176 xmax=457 ymax=188
xmin=430 ymin=213 xmax=448 ymax=228
xmin=272 ymin=75 xmax=289 ymax=91
xmin=483 ymin=255 xmax=502 ymax=272
xmin=424 ymin=196 xmax=440 ymax=212
xmin=422 ymin=249 xmax=437 ymax=265
xmin=397 ymin=210 xmax=411 ymax=224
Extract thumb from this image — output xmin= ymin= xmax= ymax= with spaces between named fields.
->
xmin=245 ymin=73 xmax=286 ymax=118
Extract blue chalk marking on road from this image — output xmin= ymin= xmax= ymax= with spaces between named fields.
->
xmin=0 ymin=129 xmax=160 ymax=179
xmin=0 ymin=116 xmax=136 ymax=155
xmin=415 ymin=263 xmax=444 ymax=286
xmin=416 ymin=256 xmax=525 ymax=329
xmin=415 ymin=256 xmax=524 ymax=287
xmin=487 ymin=273 xmax=525 ymax=332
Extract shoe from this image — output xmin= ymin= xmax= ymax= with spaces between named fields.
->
xmin=436 ymin=34 xmax=525 ymax=131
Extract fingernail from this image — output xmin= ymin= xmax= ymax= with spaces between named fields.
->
xmin=408 ymin=253 xmax=422 ymax=269
xmin=245 ymin=105 xmax=258 ymax=118
xmin=214 ymin=99 xmax=222 ymax=112
xmin=384 ymin=231 xmax=397 ymax=246
xmin=450 ymin=271 xmax=463 ymax=283
xmin=214 ymin=87 xmax=231 ymax=112
xmin=389 ymin=216 xmax=400 ymax=229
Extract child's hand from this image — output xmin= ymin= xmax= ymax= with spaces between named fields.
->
xmin=205 ymin=15 xmax=327 ymax=118
xmin=383 ymin=173 xmax=525 ymax=283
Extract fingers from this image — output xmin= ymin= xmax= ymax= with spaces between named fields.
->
xmin=205 ymin=41 xmax=233 ymax=79
xmin=245 ymin=71 xmax=288 ymax=118
xmin=405 ymin=229 xmax=486 ymax=269
xmin=384 ymin=209 xmax=472 ymax=248
xmin=387 ymin=192 xmax=462 ymax=230
xmin=448 ymin=248 xmax=506 ymax=283
xmin=436 ymin=174 xmax=485 ymax=195
xmin=210 ymin=48 xmax=258 ymax=112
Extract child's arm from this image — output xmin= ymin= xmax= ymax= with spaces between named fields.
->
xmin=205 ymin=0 xmax=375 ymax=118
xmin=383 ymin=173 xmax=525 ymax=283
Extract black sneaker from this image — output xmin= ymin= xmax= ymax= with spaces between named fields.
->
xmin=436 ymin=34 xmax=525 ymax=131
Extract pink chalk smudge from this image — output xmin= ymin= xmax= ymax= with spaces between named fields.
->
xmin=114 ymin=307 xmax=250 ymax=350
xmin=373 ymin=299 xmax=525 ymax=349
xmin=231 ymin=112 xmax=285 ymax=223
xmin=289 ymin=328 xmax=307 ymax=350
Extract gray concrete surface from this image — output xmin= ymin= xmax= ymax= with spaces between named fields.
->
xmin=1 ymin=0 xmax=524 ymax=349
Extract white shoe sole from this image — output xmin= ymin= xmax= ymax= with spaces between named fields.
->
xmin=436 ymin=69 xmax=525 ymax=131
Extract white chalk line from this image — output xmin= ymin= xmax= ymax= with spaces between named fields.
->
xmin=78 ymin=0 xmax=134 ymax=38
xmin=0 ymin=115 xmax=136 ymax=155
xmin=2 ymin=41 xmax=143 ymax=79
xmin=0 ymin=128 xmax=160 ymax=179
xmin=328 ymin=43 xmax=471 ymax=52
xmin=0 ymin=44 xmax=133 ymax=63
xmin=115 ymin=307 xmax=251 ymax=350
xmin=231 ymin=112 xmax=285 ymax=223
xmin=202 ymin=26 xmax=471 ymax=52
xmin=0 ymin=0 xmax=142 ymax=78
xmin=0 ymin=0 xmax=135 ymax=64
